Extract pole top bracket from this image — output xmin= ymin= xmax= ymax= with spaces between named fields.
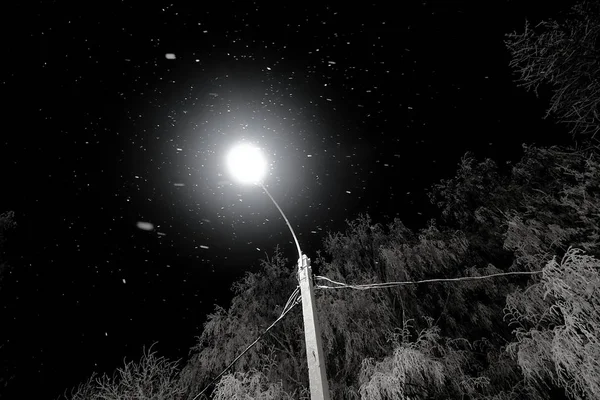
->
xmin=298 ymin=254 xmax=310 ymax=270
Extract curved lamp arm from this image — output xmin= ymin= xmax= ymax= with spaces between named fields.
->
xmin=260 ymin=183 xmax=302 ymax=262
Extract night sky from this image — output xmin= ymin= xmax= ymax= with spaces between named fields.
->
xmin=0 ymin=1 xmax=577 ymax=398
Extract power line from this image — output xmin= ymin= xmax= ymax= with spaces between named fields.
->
xmin=282 ymin=286 xmax=300 ymax=315
xmin=192 ymin=287 xmax=301 ymax=400
xmin=314 ymin=270 xmax=542 ymax=291
xmin=191 ymin=271 xmax=542 ymax=399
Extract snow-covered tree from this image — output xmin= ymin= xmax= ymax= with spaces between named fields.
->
xmin=505 ymin=0 xmax=600 ymax=139
xmin=63 ymin=345 xmax=185 ymax=400
xmin=505 ymin=247 xmax=600 ymax=400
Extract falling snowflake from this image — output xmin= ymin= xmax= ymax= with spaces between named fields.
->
xmin=136 ymin=221 xmax=154 ymax=231
xmin=165 ymin=53 xmax=176 ymax=59
xmin=122 ymin=279 xmax=126 ymax=284
xmin=199 ymin=245 xmax=209 ymax=249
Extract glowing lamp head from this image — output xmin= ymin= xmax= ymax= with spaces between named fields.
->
xmin=226 ymin=143 xmax=267 ymax=184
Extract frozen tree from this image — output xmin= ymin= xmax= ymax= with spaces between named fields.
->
xmin=316 ymin=215 xmax=504 ymax=398
xmin=62 ymin=345 xmax=185 ymax=400
xmin=505 ymin=247 xmax=600 ymax=400
xmin=503 ymin=145 xmax=600 ymax=270
xmin=428 ymin=144 xmax=600 ymax=398
xmin=429 ymin=145 xmax=600 ymax=271
xmin=358 ymin=318 xmax=481 ymax=400
xmin=179 ymin=247 xmax=306 ymax=399
xmin=505 ymin=0 xmax=600 ymax=139
xmin=211 ymin=366 xmax=299 ymax=400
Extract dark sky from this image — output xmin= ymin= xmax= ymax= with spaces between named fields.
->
xmin=0 ymin=1 xmax=577 ymax=398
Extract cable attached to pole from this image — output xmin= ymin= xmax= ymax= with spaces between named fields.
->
xmin=314 ymin=270 xmax=542 ymax=291
xmin=192 ymin=289 xmax=301 ymax=400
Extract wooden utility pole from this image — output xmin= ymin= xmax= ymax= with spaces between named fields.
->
xmin=298 ymin=254 xmax=331 ymax=400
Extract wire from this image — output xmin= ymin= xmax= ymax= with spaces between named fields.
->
xmin=314 ymin=270 xmax=542 ymax=291
xmin=281 ymin=286 xmax=300 ymax=316
xmin=192 ymin=290 xmax=302 ymax=400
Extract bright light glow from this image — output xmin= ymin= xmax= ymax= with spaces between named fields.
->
xmin=226 ymin=143 xmax=267 ymax=184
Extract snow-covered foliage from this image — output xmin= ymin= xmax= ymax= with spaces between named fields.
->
xmin=506 ymin=247 xmax=600 ymax=400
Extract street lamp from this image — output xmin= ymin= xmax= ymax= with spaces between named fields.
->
xmin=226 ymin=142 xmax=331 ymax=400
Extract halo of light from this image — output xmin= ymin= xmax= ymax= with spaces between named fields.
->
xmin=226 ymin=143 xmax=267 ymax=184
